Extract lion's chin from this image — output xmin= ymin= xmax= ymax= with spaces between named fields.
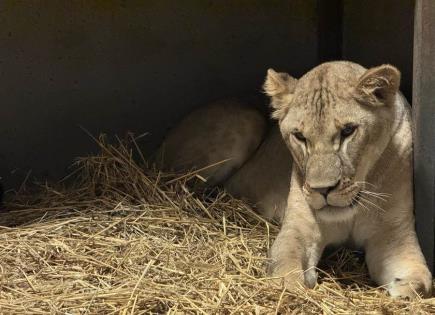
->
xmin=306 ymin=194 xmax=328 ymax=210
xmin=326 ymin=192 xmax=358 ymax=208
xmin=316 ymin=205 xmax=358 ymax=222
xmin=306 ymin=191 xmax=360 ymax=222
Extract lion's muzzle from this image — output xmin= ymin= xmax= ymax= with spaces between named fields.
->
xmin=303 ymin=176 xmax=360 ymax=210
xmin=305 ymin=153 xmax=341 ymax=190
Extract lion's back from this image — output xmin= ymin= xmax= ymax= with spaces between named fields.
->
xmin=156 ymin=99 xmax=267 ymax=186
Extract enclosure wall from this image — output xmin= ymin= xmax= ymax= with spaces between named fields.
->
xmin=342 ymin=0 xmax=415 ymax=100
xmin=0 ymin=1 xmax=319 ymax=188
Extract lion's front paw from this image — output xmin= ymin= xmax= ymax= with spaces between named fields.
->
xmin=273 ymin=271 xmax=306 ymax=291
xmin=269 ymin=265 xmax=315 ymax=290
xmin=304 ymin=268 xmax=318 ymax=289
xmin=388 ymin=275 xmax=432 ymax=299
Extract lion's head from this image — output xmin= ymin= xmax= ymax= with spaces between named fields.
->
xmin=263 ymin=61 xmax=401 ymax=221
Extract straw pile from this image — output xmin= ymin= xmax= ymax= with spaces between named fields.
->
xmin=0 ymin=134 xmax=434 ymax=314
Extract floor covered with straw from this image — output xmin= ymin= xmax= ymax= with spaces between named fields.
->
xmin=0 ymin=136 xmax=434 ymax=314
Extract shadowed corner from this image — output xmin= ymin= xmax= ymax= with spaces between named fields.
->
xmin=0 ymin=182 xmax=3 ymax=209
xmin=0 ymin=181 xmax=8 ymax=213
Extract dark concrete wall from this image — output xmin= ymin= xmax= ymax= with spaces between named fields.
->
xmin=342 ymin=0 xmax=414 ymax=100
xmin=0 ymin=1 xmax=319 ymax=188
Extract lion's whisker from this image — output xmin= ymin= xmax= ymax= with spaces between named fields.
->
xmin=356 ymin=198 xmax=379 ymax=214
xmin=355 ymin=181 xmax=378 ymax=188
xmin=363 ymin=190 xmax=391 ymax=196
xmin=357 ymin=194 xmax=386 ymax=213
xmin=361 ymin=190 xmax=391 ymax=197
xmin=354 ymin=198 xmax=371 ymax=213
xmin=359 ymin=191 xmax=389 ymax=202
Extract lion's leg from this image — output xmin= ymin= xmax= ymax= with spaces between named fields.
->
xmin=365 ymin=227 xmax=432 ymax=298
xmin=156 ymin=99 xmax=266 ymax=186
xmin=304 ymin=242 xmax=324 ymax=288
xmin=268 ymin=169 xmax=323 ymax=289
xmin=269 ymin=219 xmax=323 ymax=289
xmin=269 ymin=224 xmax=305 ymax=287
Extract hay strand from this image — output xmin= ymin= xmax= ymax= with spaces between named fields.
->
xmin=0 ymin=135 xmax=433 ymax=314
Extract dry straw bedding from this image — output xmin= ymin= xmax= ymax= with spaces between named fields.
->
xmin=0 ymin=135 xmax=434 ymax=314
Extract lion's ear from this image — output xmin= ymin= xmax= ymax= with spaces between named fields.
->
xmin=263 ymin=69 xmax=297 ymax=120
xmin=355 ymin=64 xmax=401 ymax=107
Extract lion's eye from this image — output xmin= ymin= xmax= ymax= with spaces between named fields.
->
xmin=292 ymin=131 xmax=306 ymax=142
xmin=341 ymin=125 xmax=358 ymax=138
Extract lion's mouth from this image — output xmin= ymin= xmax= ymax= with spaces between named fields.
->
xmin=313 ymin=189 xmax=361 ymax=210
xmin=304 ymin=181 xmax=362 ymax=210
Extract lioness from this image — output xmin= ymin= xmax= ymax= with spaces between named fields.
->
xmin=158 ymin=61 xmax=432 ymax=298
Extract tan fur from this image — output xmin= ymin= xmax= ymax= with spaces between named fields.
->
xmin=156 ymin=99 xmax=266 ymax=186
xmin=157 ymin=61 xmax=432 ymax=299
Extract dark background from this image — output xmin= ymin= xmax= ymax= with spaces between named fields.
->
xmin=0 ymin=0 xmax=414 ymax=188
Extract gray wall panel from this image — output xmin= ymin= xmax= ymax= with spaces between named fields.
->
xmin=0 ymin=1 xmax=319 ymax=188
xmin=342 ymin=0 xmax=414 ymax=100
xmin=413 ymin=0 xmax=435 ymax=272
